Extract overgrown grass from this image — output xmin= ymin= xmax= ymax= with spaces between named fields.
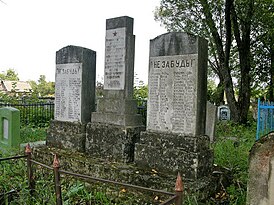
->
xmin=20 ymin=125 xmax=47 ymax=143
xmin=212 ymin=121 xmax=256 ymax=205
xmin=1 ymin=122 xmax=257 ymax=204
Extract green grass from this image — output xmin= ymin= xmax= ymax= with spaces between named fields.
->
xmin=20 ymin=125 xmax=47 ymax=143
xmin=212 ymin=121 xmax=256 ymax=205
xmin=1 ymin=122 xmax=257 ymax=204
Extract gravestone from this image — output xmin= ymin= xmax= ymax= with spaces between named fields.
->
xmin=246 ymin=132 xmax=274 ymax=205
xmin=135 ymin=32 xmax=213 ymax=181
xmin=86 ymin=16 xmax=144 ymax=162
xmin=0 ymin=107 xmax=20 ymax=148
xmin=206 ymin=101 xmax=217 ymax=142
xmin=46 ymin=45 xmax=96 ymax=151
xmin=218 ymin=105 xmax=231 ymax=121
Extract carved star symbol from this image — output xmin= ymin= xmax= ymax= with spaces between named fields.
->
xmin=113 ymin=31 xmax=117 ymax=37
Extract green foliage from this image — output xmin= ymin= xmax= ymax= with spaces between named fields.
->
xmin=133 ymin=85 xmax=148 ymax=101
xmin=96 ymin=81 xmax=104 ymax=97
xmin=29 ymin=75 xmax=55 ymax=97
xmin=0 ymin=69 xmax=19 ymax=81
xmin=213 ymin=122 xmax=256 ymax=204
xmin=20 ymin=126 xmax=47 ymax=143
xmin=0 ymin=93 xmax=54 ymax=128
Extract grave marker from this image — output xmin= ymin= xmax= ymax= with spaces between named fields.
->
xmin=218 ymin=105 xmax=231 ymax=121
xmin=47 ymin=45 xmax=96 ymax=151
xmin=135 ymin=32 xmax=213 ymax=181
xmin=87 ymin=16 xmax=144 ymax=162
xmin=0 ymin=107 xmax=20 ymax=148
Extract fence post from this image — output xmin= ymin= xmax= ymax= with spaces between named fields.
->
xmin=25 ymin=143 xmax=35 ymax=196
xmin=175 ymin=172 xmax=184 ymax=205
xmin=256 ymin=98 xmax=261 ymax=140
xmin=53 ymin=154 xmax=62 ymax=205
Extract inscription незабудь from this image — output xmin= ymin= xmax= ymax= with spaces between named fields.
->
xmin=104 ymin=27 xmax=126 ymax=90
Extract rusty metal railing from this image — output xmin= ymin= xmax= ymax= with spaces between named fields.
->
xmin=0 ymin=144 xmax=184 ymax=204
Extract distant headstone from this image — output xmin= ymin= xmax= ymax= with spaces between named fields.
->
xmin=47 ymin=45 xmax=96 ymax=151
xmin=206 ymin=101 xmax=217 ymax=142
xmin=87 ymin=16 xmax=144 ymax=162
xmin=218 ymin=105 xmax=230 ymax=121
xmin=246 ymin=132 xmax=274 ymax=205
xmin=0 ymin=107 xmax=20 ymax=148
xmin=135 ymin=32 xmax=213 ymax=181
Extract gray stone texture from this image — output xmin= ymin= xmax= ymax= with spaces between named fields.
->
xmin=46 ymin=120 xmax=86 ymax=152
xmin=91 ymin=16 xmax=142 ymax=127
xmin=86 ymin=122 xmax=145 ymax=163
xmin=55 ymin=45 xmax=96 ymax=123
xmin=88 ymin=16 xmax=144 ymax=161
xmin=147 ymin=32 xmax=208 ymax=136
xmin=32 ymin=146 xmax=217 ymax=200
xmin=246 ymin=132 xmax=274 ymax=205
xmin=206 ymin=101 xmax=217 ymax=142
xmin=135 ymin=131 xmax=213 ymax=180
xmin=47 ymin=45 xmax=96 ymax=150
xmin=135 ymin=32 xmax=212 ymax=181
xmin=104 ymin=16 xmax=135 ymax=98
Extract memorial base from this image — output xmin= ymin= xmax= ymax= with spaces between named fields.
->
xmin=86 ymin=122 xmax=145 ymax=163
xmin=91 ymin=97 xmax=143 ymax=127
xmin=32 ymin=145 xmax=218 ymax=201
xmin=135 ymin=131 xmax=213 ymax=181
xmin=46 ymin=120 xmax=86 ymax=152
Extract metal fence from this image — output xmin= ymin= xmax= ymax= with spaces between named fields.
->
xmin=0 ymin=99 xmax=147 ymax=127
xmin=0 ymin=144 xmax=183 ymax=205
xmin=256 ymin=99 xmax=274 ymax=140
xmin=0 ymin=102 xmax=54 ymax=127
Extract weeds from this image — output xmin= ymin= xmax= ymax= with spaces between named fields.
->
xmin=212 ymin=121 xmax=256 ymax=205
xmin=1 ymin=122 xmax=257 ymax=204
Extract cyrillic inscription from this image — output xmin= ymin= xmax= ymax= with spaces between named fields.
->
xmin=147 ymin=54 xmax=198 ymax=134
xmin=55 ymin=63 xmax=82 ymax=122
xmin=104 ymin=27 xmax=126 ymax=90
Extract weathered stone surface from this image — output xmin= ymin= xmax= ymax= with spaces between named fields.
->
xmin=135 ymin=32 xmax=212 ymax=182
xmin=32 ymin=145 xmax=216 ymax=200
xmin=103 ymin=16 xmax=135 ymax=98
xmin=47 ymin=45 xmax=96 ymax=151
xmin=46 ymin=120 xmax=86 ymax=152
xmin=135 ymin=131 xmax=213 ymax=180
xmin=86 ymin=122 xmax=145 ymax=163
xmin=147 ymin=32 xmax=208 ymax=136
xmin=91 ymin=16 xmax=141 ymax=127
xmin=246 ymin=132 xmax=274 ymax=205
xmin=206 ymin=101 xmax=217 ymax=142
xmin=55 ymin=45 xmax=96 ymax=123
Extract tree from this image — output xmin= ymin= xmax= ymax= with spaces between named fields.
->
xmin=155 ymin=0 xmax=256 ymax=124
xmin=29 ymin=75 xmax=55 ymax=97
xmin=251 ymin=0 xmax=274 ymax=101
xmin=0 ymin=69 xmax=19 ymax=81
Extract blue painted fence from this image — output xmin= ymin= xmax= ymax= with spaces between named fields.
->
xmin=256 ymin=99 xmax=274 ymax=140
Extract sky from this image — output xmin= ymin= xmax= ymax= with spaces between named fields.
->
xmin=0 ymin=0 xmax=166 ymax=84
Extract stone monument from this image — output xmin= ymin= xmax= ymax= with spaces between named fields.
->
xmin=135 ymin=32 xmax=213 ymax=181
xmin=86 ymin=16 xmax=144 ymax=162
xmin=218 ymin=105 xmax=231 ymax=121
xmin=246 ymin=132 xmax=274 ymax=205
xmin=47 ymin=45 xmax=96 ymax=152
